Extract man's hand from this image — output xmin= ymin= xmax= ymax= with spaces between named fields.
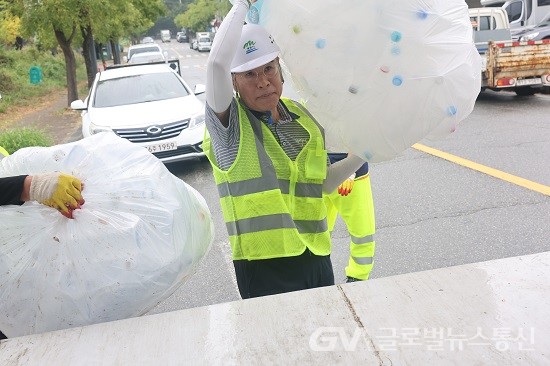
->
xmin=29 ymin=172 xmax=85 ymax=217
xmin=337 ymin=174 xmax=355 ymax=196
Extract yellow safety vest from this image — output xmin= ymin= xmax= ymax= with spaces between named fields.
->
xmin=204 ymin=98 xmax=331 ymax=260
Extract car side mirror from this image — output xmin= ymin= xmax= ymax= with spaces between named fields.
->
xmin=70 ymin=100 xmax=87 ymax=110
xmin=194 ymin=84 xmax=206 ymax=95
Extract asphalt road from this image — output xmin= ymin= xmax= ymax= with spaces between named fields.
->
xmin=140 ymin=40 xmax=550 ymax=315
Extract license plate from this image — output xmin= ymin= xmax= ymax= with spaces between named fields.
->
xmin=145 ymin=141 xmax=177 ymax=153
xmin=516 ymin=78 xmax=541 ymax=86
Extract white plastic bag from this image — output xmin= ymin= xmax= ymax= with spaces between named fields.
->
xmin=243 ymin=0 xmax=481 ymax=162
xmin=0 ymin=133 xmax=214 ymax=337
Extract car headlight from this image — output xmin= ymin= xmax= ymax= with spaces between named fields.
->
xmin=89 ymin=122 xmax=112 ymax=135
xmin=519 ymin=32 xmax=539 ymax=42
xmin=189 ymin=113 xmax=205 ymax=129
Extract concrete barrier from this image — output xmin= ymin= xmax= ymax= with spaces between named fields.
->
xmin=1 ymin=252 xmax=548 ymax=365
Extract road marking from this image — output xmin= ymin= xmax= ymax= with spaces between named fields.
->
xmin=413 ymin=143 xmax=550 ymax=196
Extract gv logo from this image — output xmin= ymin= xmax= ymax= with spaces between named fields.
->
xmin=309 ymin=327 xmax=364 ymax=352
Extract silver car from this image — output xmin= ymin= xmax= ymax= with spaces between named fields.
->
xmin=515 ymin=13 xmax=550 ymax=41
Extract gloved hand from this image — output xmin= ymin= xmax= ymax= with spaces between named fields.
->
xmin=337 ymin=173 xmax=356 ymax=196
xmin=29 ymin=172 xmax=84 ymax=218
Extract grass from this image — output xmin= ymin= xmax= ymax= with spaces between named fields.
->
xmin=0 ymin=127 xmax=53 ymax=154
xmin=0 ymin=45 xmax=88 ymax=151
xmin=0 ymin=45 xmax=87 ymax=115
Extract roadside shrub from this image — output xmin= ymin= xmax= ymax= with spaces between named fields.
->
xmin=41 ymin=57 xmax=66 ymax=79
xmin=0 ymin=70 xmax=15 ymax=92
xmin=0 ymin=128 xmax=53 ymax=154
xmin=0 ymin=49 xmax=15 ymax=68
xmin=0 ymin=47 xmax=87 ymax=113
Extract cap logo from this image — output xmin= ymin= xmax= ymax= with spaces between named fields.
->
xmin=243 ymin=40 xmax=258 ymax=54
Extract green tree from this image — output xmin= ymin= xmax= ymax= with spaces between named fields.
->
xmin=174 ymin=0 xmax=229 ymax=32
xmin=6 ymin=0 xmax=165 ymax=105
xmin=0 ymin=11 xmax=20 ymax=46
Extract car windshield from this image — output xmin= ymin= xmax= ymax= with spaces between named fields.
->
xmin=128 ymin=52 xmax=164 ymax=64
xmin=93 ymin=72 xmax=190 ymax=108
xmin=199 ymin=37 xmax=210 ymax=43
xmin=129 ymin=47 xmax=160 ymax=59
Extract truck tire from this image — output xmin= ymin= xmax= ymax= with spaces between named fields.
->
xmin=514 ymin=87 xmax=536 ymax=96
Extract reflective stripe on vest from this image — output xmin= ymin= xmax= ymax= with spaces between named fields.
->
xmin=204 ymin=98 xmax=330 ymax=260
xmin=217 ymin=179 xmax=323 ymax=198
xmin=226 ymin=214 xmax=328 ymax=236
xmin=351 ymin=234 xmax=374 ymax=245
xmin=352 ymin=256 xmax=374 ymax=265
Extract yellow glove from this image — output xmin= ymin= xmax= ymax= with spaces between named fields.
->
xmin=29 ymin=172 xmax=84 ymax=217
xmin=337 ymin=173 xmax=356 ymax=196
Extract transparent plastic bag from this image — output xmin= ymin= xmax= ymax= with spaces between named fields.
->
xmin=0 ymin=133 xmax=214 ymax=337
xmin=245 ymin=0 xmax=481 ymax=162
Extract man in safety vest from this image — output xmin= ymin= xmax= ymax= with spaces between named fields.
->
xmin=325 ymin=154 xmax=376 ymax=282
xmin=204 ymin=0 xmax=365 ymax=298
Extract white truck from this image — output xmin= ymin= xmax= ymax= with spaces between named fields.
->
xmin=160 ymin=29 xmax=171 ymax=43
xmin=480 ymin=0 xmax=550 ymax=33
xmin=195 ymin=31 xmax=213 ymax=52
xmin=470 ymin=7 xmax=550 ymax=95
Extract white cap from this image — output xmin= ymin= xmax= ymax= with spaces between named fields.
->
xmin=231 ymin=24 xmax=280 ymax=73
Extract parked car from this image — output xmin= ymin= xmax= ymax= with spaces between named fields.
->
xmin=197 ymin=36 xmax=212 ymax=52
xmin=177 ymin=32 xmax=188 ymax=43
xmin=70 ymin=64 xmax=207 ymax=164
xmin=141 ymin=37 xmax=154 ymax=44
xmin=515 ymin=13 xmax=550 ymax=41
xmin=124 ymin=43 xmax=163 ymax=63
xmin=127 ymin=51 xmax=166 ymax=64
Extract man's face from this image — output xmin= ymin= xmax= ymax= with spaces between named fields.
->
xmin=233 ymin=59 xmax=283 ymax=112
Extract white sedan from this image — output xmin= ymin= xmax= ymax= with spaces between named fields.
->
xmin=127 ymin=51 xmax=166 ymax=64
xmin=71 ymin=64 xmax=206 ymax=164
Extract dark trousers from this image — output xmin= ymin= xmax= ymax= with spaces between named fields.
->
xmin=233 ymin=248 xmax=334 ymax=299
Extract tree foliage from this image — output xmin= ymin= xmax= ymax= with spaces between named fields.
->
xmin=3 ymin=0 xmax=166 ymax=105
xmin=174 ymin=0 xmax=230 ymax=32
xmin=0 ymin=0 xmax=17 ymax=45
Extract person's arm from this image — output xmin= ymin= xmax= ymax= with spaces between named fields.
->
xmin=21 ymin=175 xmax=31 ymax=201
xmin=28 ymin=172 xmax=84 ymax=215
xmin=323 ymin=155 xmax=365 ymax=194
xmin=206 ymin=0 xmax=249 ymax=126
xmin=1 ymin=173 xmax=84 ymax=216
xmin=0 ymin=175 xmax=27 ymax=206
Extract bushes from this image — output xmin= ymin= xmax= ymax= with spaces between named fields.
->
xmin=0 ymin=46 xmax=86 ymax=113
xmin=0 ymin=128 xmax=52 ymax=154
